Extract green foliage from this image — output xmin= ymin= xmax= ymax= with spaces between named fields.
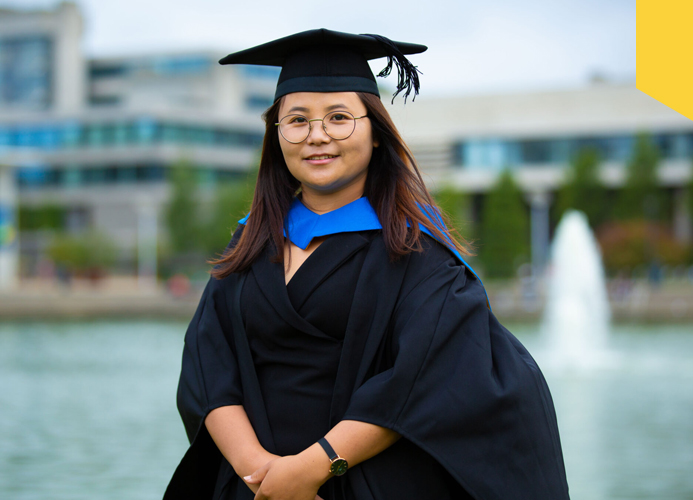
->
xmin=201 ymin=173 xmax=257 ymax=256
xmin=597 ymin=220 xmax=690 ymax=272
xmin=555 ymin=148 xmax=607 ymax=228
xmin=479 ymin=170 xmax=529 ymax=278
xmin=18 ymin=205 xmax=65 ymax=230
xmin=433 ymin=186 xmax=474 ymax=241
xmin=47 ymin=231 xmax=117 ymax=272
xmin=165 ymin=160 xmax=200 ymax=254
xmin=613 ymin=133 xmax=662 ymax=220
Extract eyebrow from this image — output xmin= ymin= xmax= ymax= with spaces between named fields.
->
xmin=286 ymin=103 xmax=350 ymax=114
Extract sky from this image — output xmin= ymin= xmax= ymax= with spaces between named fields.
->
xmin=6 ymin=0 xmax=636 ymax=96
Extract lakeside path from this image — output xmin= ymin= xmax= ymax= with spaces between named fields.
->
xmin=1 ymin=277 xmax=692 ymax=322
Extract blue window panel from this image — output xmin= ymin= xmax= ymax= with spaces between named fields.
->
xmin=62 ymin=121 xmax=83 ymax=148
xmin=136 ymin=165 xmax=165 ymax=182
xmin=240 ymin=65 xmax=281 ymax=81
xmin=39 ymin=126 xmax=60 ymax=150
xmin=0 ymin=36 xmax=52 ymax=109
xmin=519 ymin=140 xmax=553 ymax=164
xmin=15 ymin=126 xmax=36 ymax=147
xmin=604 ymin=136 xmax=633 ymax=162
xmin=113 ymin=123 xmax=130 ymax=146
xmin=451 ymin=143 xmax=464 ymax=166
xmin=116 ymin=167 xmax=137 ymax=183
xmin=246 ymin=94 xmax=274 ymax=110
xmin=83 ymin=168 xmax=106 ymax=185
xmin=670 ymin=134 xmax=690 ymax=159
xmin=462 ymin=141 xmax=484 ymax=169
xmin=161 ymin=124 xmax=181 ymax=143
xmin=548 ymin=139 xmax=572 ymax=164
xmin=89 ymin=64 xmax=127 ymax=79
xmin=0 ymin=127 xmax=10 ymax=147
xmin=62 ymin=167 xmax=82 ymax=188
xmin=16 ymin=166 xmax=49 ymax=188
xmin=151 ymin=56 xmax=211 ymax=75
xmin=135 ymin=118 xmax=158 ymax=144
xmin=103 ymin=167 xmax=119 ymax=183
xmin=462 ymin=139 xmax=512 ymax=170
xmin=86 ymin=124 xmax=105 ymax=148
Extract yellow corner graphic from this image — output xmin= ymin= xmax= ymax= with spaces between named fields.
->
xmin=637 ymin=0 xmax=693 ymax=121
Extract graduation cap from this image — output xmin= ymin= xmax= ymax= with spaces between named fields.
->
xmin=219 ymin=29 xmax=427 ymax=103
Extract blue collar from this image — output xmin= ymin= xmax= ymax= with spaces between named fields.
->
xmin=239 ymin=197 xmax=486 ymax=290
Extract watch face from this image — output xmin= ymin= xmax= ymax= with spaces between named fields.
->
xmin=330 ymin=458 xmax=348 ymax=476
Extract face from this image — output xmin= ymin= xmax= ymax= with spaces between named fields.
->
xmin=277 ymin=92 xmax=378 ymax=199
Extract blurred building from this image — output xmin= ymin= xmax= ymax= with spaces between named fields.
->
xmin=0 ymin=2 xmax=278 ymax=276
xmin=393 ymin=81 xmax=693 ymax=269
xmin=1 ymin=2 xmax=691 ymax=279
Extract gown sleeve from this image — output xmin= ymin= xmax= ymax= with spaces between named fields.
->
xmin=164 ymin=229 xmax=246 ymax=500
xmin=342 ymin=250 xmax=570 ymax=500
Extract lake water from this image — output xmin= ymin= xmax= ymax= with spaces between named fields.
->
xmin=0 ymin=320 xmax=692 ymax=500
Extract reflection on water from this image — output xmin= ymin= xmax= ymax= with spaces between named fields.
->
xmin=0 ymin=321 xmax=189 ymax=500
xmin=518 ymin=324 xmax=693 ymax=500
xmin=1 ymin=321 xmax=692 ymax=500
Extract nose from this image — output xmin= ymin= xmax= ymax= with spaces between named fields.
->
xmin=306 ymin=119 xmax=331 ymax=145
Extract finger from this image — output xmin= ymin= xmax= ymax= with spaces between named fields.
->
xmin=243 ymin=463 xmax=270 ymax=484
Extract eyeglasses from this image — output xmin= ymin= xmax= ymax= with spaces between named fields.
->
xmin=275 ymin=111 xmax=368 ymax=144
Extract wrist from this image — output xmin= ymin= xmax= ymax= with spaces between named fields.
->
xmin=297 ymin=442 xmax=334 ymax=486
xmin=235 ymin=448 xmax=277 ymax=478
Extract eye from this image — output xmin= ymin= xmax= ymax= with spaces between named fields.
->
xmin=329 ymin=113 xmax=350 ymax=122
xmin=286 ymin=115 xmax=307 ymax=124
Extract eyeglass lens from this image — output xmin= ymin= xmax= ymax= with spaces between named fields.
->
xmin=279 ymin=111 xmax=357 ymax=143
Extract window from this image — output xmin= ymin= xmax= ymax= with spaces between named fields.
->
xmin=135 ymin=118 xmax=158 ymax=145
xmin=0 ymin=36 xmax=53 ymax=109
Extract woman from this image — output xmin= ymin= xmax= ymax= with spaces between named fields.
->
xmin=164 ymin=29 xmax=569 ymax=500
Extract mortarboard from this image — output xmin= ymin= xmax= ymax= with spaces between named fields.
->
xmin=219 ymin=29 xmax=427 ymax=102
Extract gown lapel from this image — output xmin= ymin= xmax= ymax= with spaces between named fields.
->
xmin=329 ymin=236 xmax=409 ymax=426
xmin=250 ymin=233 xmax=372 ymax=340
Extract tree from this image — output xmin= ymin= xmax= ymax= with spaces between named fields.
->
xmin=688 ymin=159 xmax=693 ymax=240
xmin=613 ymin=132 xmax=661 ymax=221
xmin=433 ymin=185 xmax=474 ymax=242
xmin=555 ymin=147 xmax=607 ymax=228
xmin=165 ymin=160 xmax=200 ymax=254
xmin=48 ymin=231 xmax=117 ymax=273
xmin=202 ymin=171 xmax=257 ymax=257
xmin=479 ymin=169 xmax=529 ymax=278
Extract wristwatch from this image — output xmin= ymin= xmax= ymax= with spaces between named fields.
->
xmin=318 ymin=437 xmax=348 ymax=476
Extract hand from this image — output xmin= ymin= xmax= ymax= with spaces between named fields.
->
xmin=240 ymin=450 xmax=280 ymax=494
xmin=244 ymin=454 xmax=326 ymax=500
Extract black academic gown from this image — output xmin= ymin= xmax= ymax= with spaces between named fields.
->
xmin=164 ymin=227 xmax=570 ymax=500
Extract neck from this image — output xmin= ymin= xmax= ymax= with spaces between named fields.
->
xmin=300 ymin=181 xmax=365 ymax=215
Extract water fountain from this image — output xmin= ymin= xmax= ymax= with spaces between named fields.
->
xmin=541 ymin=210 xmax=611 ymax=368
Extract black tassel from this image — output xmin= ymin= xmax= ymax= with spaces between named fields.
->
xmin=363 ymin=34 xmax=422 ymax=104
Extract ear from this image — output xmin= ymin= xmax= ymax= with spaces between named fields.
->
xmin=373 ymin=138 xmax=380 ymax=148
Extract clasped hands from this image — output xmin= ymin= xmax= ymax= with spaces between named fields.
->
xmin=242 ymin=446 xmax=330 ymax=500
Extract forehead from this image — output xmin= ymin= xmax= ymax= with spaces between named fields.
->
xmin=279 ymin=92 xmax=365 ymax=114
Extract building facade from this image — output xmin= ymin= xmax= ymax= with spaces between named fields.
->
xmin=0 ymin=2 xmax=278 ymax=278
xmin=392 ymin=82 xmax=693 ymax=270
xmin=1 ymin=2 xmax=691 ymax=281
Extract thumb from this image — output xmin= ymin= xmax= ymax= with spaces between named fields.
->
xmin=243 ymin=463 xmax=270 ymax=484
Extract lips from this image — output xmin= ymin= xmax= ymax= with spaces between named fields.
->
xmin=305 ymin=154 xmax=339 ymax=160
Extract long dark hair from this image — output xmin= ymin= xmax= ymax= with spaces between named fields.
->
xmin=209 ymin=92 xmax=472 ymax=279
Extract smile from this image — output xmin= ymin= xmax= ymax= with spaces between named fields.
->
xmin=306 ymin=155 xmax=339 ymax=160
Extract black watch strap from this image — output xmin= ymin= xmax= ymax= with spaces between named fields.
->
xmin=318 ymin=437 xmax=348 ymax=476
xmin=318 ymin=437 xmax=338 ymax=461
